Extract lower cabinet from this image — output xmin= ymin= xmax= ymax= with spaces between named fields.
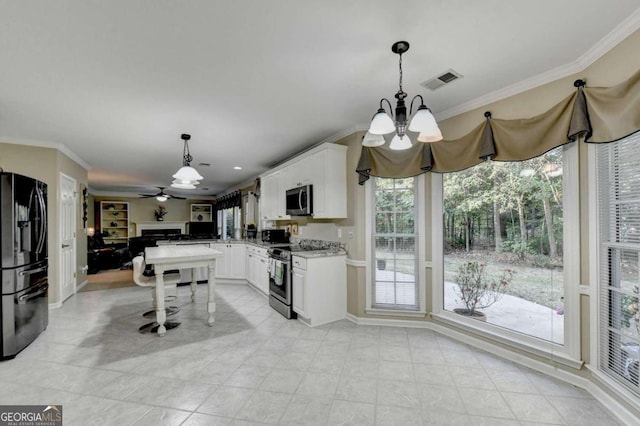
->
xmin=246 ymin=245 xmax=269 ymax=295
xmin=292 ymin=265 xmax=307 ymax=318
xmin=211 ymin=243 xmax=246 ymax=280
xmin=292 ymin=255 xmax=346 ymax=327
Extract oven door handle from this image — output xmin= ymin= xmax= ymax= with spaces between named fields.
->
xmin=19 ymin=265 xmax=48 ymax=277
xmin=18 ymin=284 xmax=48 ymax=303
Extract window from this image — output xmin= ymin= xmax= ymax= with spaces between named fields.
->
xmin=217 ymin=207 xmax=241 ymax=240
xmin=596 ymin=132 xmax=640 ymax=396
xmin=370 ymin=177 xmax=419 ymax=310
xmin=434 ymin=143 xmax=580 ymax=361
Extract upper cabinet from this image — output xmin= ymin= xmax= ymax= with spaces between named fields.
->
xmin=100 ymin=201 xmax=130 ymax=244
xmin=307 ymin=144 xmax=347 ymax=219
xmin=260 ymin=170 xmax=289 ymax=221
xmin=260 ymin=143 xmax=347 ymax=220
xmin=190 ymin=203 xmax=213 ymax=222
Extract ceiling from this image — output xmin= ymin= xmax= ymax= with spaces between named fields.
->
xmin=1 ymin=1 xmax=639 ymax=197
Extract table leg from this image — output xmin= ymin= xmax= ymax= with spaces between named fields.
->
xmin=190 ymin=267 xmax=197 ymax=302
xmin=155 ymin=267 xmax=167 ymax=336
xmin=207 ymin=262 xmax=216 ymax=326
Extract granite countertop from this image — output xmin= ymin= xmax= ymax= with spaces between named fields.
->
xmin=157 ymin=239 xmax=281 ymax=248
xmin=156 ymin=238 xmax=347 ymax=258
xmin=291 ymin=249 xmax=347 ymax=259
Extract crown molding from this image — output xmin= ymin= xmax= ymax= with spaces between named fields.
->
xmin=0 ymin=136 xmax=92 ymax=171
xmin=435 ymin=7 xmax=640 ymax=121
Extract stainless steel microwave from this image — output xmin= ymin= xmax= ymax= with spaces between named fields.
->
xmin=285 ymin=185 xmax=313 ymax=216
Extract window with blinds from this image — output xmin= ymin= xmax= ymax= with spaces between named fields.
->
xmin=597 ymin=132 xmax=640 ymax=395
xmin=372 ymin=177 xmax=419 ymax=309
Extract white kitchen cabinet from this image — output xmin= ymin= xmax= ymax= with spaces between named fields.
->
xmin=211 ymin=243 xmax=246 ymax=280
xmin=246 ymin=245 xmax=269 ymax=295
xmin=260 ymin=170 xmax=290 ymax=221
xmin=292 ymin=263 xmax=307 ymax=318
xmin=292 ymin=254 xmax=346 ymax=327
xmin=259 ymin=143 xmax=347 ymax=221
xmin=256 ymin=255 xmax=269 ymax=294
xmin=285 ymin=154 xmax=313 ymax=190
xmin=308 ymin=144 xmax=347 ymax=219
xmin=229 ymin=244 xmax=246 ymax=279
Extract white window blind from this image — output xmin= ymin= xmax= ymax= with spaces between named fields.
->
xmin=597 ymin=132 xmax=640 ymax=395
xmin=372 ymin=177 xmax=419 ymax=309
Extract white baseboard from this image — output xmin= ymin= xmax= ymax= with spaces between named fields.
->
xmin=76 ymin=279 xmax=88 ymax=292
xmin=48 ymin=301 xmax=62 ymax=309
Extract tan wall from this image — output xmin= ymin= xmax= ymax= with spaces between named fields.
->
xmin=0 ymin=142 xmax=89 ymax=305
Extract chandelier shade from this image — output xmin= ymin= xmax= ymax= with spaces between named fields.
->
xmin=172 ymin=166 xmax=203 ymax=182
xmin=170 ymin=133 xmax=202 ymax=189
xmin=417 ymin=127 xmax=444 ymax=143
xmin=365 ymin=41 xmax=443 ymax=149
xmin=362 ymin=131 xmax=386 ymax=147
xmin=369 ymin=108 xmax=396 ymax=135
xmin=389 ymin=134 xmax=412 ymax=150
xmin=170 ymin=181 xmax=197 ymax=189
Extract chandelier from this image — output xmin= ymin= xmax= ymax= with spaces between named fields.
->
xmin=364 ymin=41 xmax=443 ymax=150
xmin=171 ymin=133 xmax=203 ymax=189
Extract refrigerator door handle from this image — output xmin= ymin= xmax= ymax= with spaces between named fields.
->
xmin=18 ymin=265 xmax=47 ymax=277
xmin=36 ymin=187 xmax=46 ymax=254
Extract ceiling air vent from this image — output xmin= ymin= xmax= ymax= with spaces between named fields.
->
xmin=421 ymin=69 xmax=463 ymax=91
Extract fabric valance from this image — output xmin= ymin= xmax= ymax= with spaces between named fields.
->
xmin=214 ymin=190 xmax=241 ymax=210
xmin=357 ymin=68 xmax=640 ymax=184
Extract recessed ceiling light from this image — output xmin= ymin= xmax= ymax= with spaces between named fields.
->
xmin=233 ymin=166 xmax=242 ymax=170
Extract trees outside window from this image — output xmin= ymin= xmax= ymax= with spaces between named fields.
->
xmin=442 ymin=146 xmax=566 ymax=343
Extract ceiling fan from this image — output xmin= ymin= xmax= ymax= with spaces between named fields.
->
xmin=139 ymin=187 xmax=186 ymax=202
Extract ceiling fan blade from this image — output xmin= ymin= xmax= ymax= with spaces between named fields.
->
xmin=168 ymin=195 xmax=187 ymax=200
xmin=139 ymin=194 xmax=155 ymax=198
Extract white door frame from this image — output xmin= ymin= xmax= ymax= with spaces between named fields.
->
xmin=59 ymin=172 xmax=77 ymax=302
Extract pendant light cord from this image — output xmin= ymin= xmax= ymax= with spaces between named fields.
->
xmin=398 ymin=53 xmax=403 ymax=94
xmin=183 ymin=140 xmax=193 ymax=166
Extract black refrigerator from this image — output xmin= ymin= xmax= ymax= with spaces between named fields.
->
xmin=0 ymin=173 xmax=48 ymax=360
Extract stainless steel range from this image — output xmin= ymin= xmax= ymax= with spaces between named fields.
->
xmin=267 ymin=245 xmax=318 ymax=319
xmin=267 ymin=247 xmax=294 ymax=319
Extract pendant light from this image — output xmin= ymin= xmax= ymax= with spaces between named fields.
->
xmin=366 ymin=41 xmax=443 ymax=150
xmin=171 ymin=134 xmax=203 ymax=189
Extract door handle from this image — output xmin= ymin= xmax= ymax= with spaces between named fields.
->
xmin=62 ymin=243 xmax=70 ymax=248
xmin=19 ymin=265 xmax=48 ymax=276
xmin=18 ymin=285 xmax=48 ymax=303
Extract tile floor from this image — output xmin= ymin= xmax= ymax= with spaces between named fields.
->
xmin=0 ymin=283 xmax=625 ymax=425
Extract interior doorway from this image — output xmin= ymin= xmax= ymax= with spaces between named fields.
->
xmin=59 ymin=173 xmax=77 ymax=302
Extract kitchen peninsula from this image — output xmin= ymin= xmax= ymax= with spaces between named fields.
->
xmin=156 ymin=237 xmax=348 ymax=326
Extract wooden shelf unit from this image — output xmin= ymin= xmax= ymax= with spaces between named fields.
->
xmin=100 ymin=201 xmax=130 ymax=244
xmin=190 ymin=203 xmax=213 ymax=222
